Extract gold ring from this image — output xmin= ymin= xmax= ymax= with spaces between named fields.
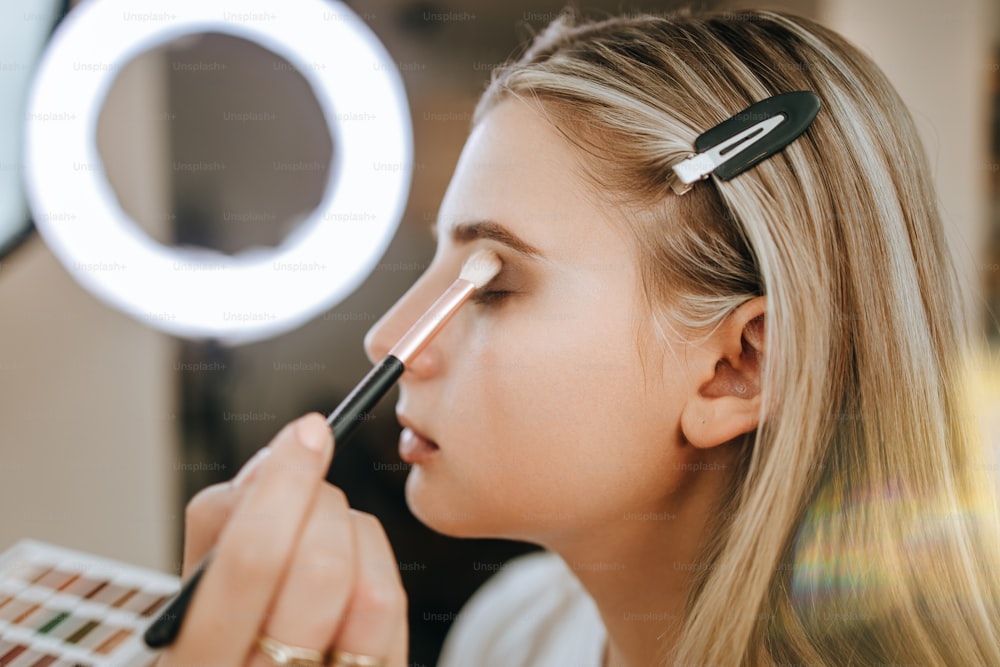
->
xmin=255 ymin=634 xmax=329 ymax=667
xmin=329 ymin=649 xmax=386 ymax=667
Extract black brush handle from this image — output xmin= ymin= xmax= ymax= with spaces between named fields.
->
xmin=328 ymin=355 xmax=404 ymax=445
xmin=143 ymin=355 xmax=405 ymax=649
xmin=143 ymin=553 xmax=211 ymax=648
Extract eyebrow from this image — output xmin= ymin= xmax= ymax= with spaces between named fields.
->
xmin=430 ymin=219 xmax=545 ymax=258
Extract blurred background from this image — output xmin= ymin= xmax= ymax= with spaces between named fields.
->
xmin=1 ymin=0 xmax=998 ymax=665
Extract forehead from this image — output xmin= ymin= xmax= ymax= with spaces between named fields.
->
xmin=435 ymin=98 xmax=629 ymax=263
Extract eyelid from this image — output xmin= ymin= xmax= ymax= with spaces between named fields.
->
xmin=470 ymin=289 xmax=515 ymax=306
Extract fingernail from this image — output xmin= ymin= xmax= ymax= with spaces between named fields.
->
xmin=232 ymin=447 xmax=271 ymax=487
xmin=297 ymin=413 xmax=332 ymax=453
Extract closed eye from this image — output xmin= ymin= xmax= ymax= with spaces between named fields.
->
xmin=470 ymin=289 xmax=515 ymax=306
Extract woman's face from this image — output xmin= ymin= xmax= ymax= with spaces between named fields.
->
xmin=364 ymin=98 xmax=713 ymax=545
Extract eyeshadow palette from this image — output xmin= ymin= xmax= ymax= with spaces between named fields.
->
xmin=0 ymin=539 xmax=179 ymax=667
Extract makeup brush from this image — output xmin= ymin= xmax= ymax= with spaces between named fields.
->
xmin=143 ymin=248 xmax=503 ymax=650
xmin=325 ymin=247 xmax=503 ymax=444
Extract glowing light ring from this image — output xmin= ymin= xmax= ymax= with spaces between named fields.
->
xmin=23 ymin=0 xmax=412 ymax=344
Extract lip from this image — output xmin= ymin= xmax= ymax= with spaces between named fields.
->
xmin=395 ymin=412 xmax=440 ymax=464
xmin=395 ymin=412 xmax=438 ymax=445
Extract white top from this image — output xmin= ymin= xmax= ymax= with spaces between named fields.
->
xmin=436 ymin=551 xmax=608 ymax=667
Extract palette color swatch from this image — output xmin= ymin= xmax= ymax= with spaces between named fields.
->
xmin=0 ymin=540 xmax=179 ymax=666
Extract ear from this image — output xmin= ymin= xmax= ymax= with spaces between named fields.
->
xmin=679 ymin=296 xmax=766 ymax=449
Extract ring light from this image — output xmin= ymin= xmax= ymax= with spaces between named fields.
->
xmin=23 ymin=0 xmax=412 ymax=345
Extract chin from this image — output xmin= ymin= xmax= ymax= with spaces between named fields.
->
xmin=405 ymin=471 xmax=472 ymax=537
xmin=404 ymin=472 xmax=510 ymax=540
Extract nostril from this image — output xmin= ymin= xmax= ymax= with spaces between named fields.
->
xmin=401 ymin=344 xmax=441 ymax=379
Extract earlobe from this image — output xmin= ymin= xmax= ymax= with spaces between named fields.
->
xmin=678 ymin=298 xmax=766 ymax=449
xmin=680 ymin=394 xmax=762 ymax=449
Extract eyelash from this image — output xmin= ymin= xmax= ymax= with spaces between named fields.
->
xmin=470 ymin=289 xmax=515 ymax=307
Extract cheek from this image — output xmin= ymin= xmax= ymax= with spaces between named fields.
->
xmin=467 ymin=307 xmax=611 ymax=429
xmin=438 ymin=304 xmax=685 ymax=526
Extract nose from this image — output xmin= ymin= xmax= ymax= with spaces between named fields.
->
xmin=363 ymin=274 xmax=444 ymax=378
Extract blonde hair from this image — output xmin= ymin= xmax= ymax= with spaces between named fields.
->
xmin=474 ymin=8 xmax=1000 ymax=666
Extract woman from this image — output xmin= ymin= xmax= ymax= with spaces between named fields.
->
xmin=159 ymin=8 xmax=1000 ymax=667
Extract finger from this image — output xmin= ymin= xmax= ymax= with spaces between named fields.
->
xmin=331 ymin=510 xmax=408 ymax=667
xmin=247 ymin=484 xmax=355 ymax=667
xmin=180 ymin=445 xmax=272 ymax=577
xmin=171 ymin=412 xmax=334 ymax=667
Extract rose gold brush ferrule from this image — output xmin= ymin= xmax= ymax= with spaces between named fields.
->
xmin=388 ymin=278 xmax=476 ymax=365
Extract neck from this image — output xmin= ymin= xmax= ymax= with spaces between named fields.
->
xmin=545 ymin=476 xmax=729 ymax=667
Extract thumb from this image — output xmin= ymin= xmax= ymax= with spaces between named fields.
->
xmin=178 ymin=422 xmax=286 ymax=578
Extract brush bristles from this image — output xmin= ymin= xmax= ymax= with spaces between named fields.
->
xmin=459 ymin=249 xmax=503 ymax=289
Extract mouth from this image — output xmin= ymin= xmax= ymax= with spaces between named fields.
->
xmin=396 ymin=412 xmax=440 ymax=463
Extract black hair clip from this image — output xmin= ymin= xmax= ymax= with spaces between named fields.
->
xmin=670 ymin=90 xmax=821 ymax=195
